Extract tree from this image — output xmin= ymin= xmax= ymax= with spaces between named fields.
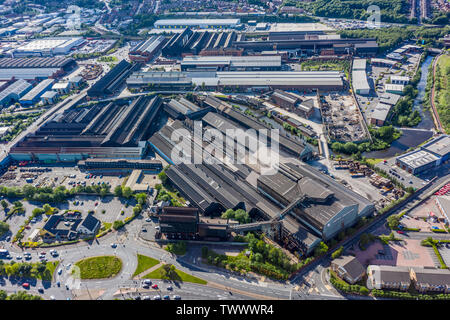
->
xmin=387 ymin=215 xmax=400 ymax=229
xmin=314 ymin=241 xmax=329 ymax=257
xmin=0 ymin=221 xmax=9 ymax=238
xmin=331 ymin=246 xmax=344 ymax=259
xmin=122 ymin=187 xmax=133 ymax=199
xmin=43 ymin=204 xmax=51 ymax=214
xmin=221 ymin=209 xmax=235 ymax=220
xmin=234 ymin=209 xmax=250 ymax=224
xmin=135 ymin=193 xmax=147 ymax=205
xmin=114 ymin=185 xmax=122 ymax=197
xmin=36 ymin=262 xmax=47 ymax=273
xmin=0 ymin=290 xmax=6 ymax=300
xmin=1 ymin=200 xmax=8 ymax=211
xmin=113 ymin=220 xmax=124 ymax=230
xmin=13 ymin=201 xmax=23 ymax=208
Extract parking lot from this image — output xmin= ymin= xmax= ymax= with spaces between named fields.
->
xmin=2 ymin=164 xmax=129 ymax=190
xmin=350 ymin=238 xmax=435 ymax=268
xmin=438 ymin=246 xmax=450 ymax=267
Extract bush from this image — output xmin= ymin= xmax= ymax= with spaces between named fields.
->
xmin=113 ymin=220 xmax=124 ymax=230
xmin=331 ymin=246 xmax=344 ymax=260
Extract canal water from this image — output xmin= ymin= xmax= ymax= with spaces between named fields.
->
xmin=363 ymin=55 xmax=435 ymax=159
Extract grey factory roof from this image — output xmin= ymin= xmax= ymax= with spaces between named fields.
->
xmin=0 ymin=57 xmax=74 ymax=68
xmin=396 ymin=150 xmax=439 ymax=169
xmin=0 ymin=79 xmax=32 ymax=103
xmin=281 ymin=215 xmax=320 ymax=248
xmin=182 ymin=55 xmax=281 ymax=68
xmin=154 ymin=19 xmax=240 ymax=27
xmin=352 ymin=70 xmax=370 ymax=92
xmin=272 ymin=89 xmax=298 ymax=104
xmin=0 ymin=68 xmax=61 ymax=80
xmin=379 ymin=93 xmax=401 ymax=106
xmin=422 ymin=135 xmax=450 ymax=157
xmin=130 ymin=35 xmax=165 ymax=54
xmin=41 ymin=90 xmax=58 ymax=99
xmin=370 ymin=103 xmax=392 ymax=122
xmin=352 ymin=58 xmax=367 ymax=70
xmin=20 ymin=78 xmax=54 ymax=101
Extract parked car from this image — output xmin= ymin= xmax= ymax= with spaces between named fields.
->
xmin=38 ymin=288 xmax=44 ymax=293
xmin=152 ymin=284 xmax=158 ymax=289
xmin=143 ymin=279 xmax=152 ymax=285
xmin=22 ymin=283 xmax=30 ymax=289
xmin=153 ymin=295 xmax=161 ymax=300
xmin=166 ymin=286 xmax=173 ymax=291
xmin=396 ymin=230 xmax=404 ymax=234
xmin=111 ymin=243 xmax=117 ymax=248
xmin=163 ymin=295 xmax=170 ymax=300
xmin=57 ymin=268 xmax=62 ymax=275
xmin=173 ymin=295 xmax=181 ymax=300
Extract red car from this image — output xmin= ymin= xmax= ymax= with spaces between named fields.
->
xmin=95 ymin=202 xmax=98 ymax=206
xmin=22 ymin=283 xmax=30 ymax=289
xmin=396 ymin=230 xmax=404 ymax=234
xmin=40 ymin=252 xmax=46 ymax=255
xmin=151 ymin=284 xmax=158 ymax=289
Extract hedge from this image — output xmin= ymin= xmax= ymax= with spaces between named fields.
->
xmin=329 ymin=270 xmax=369 ymax=296
xmin=372 ymin=289 xmax=450 ymax=300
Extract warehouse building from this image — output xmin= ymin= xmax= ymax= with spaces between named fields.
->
xmin=77 ymin=158 xmax=163 ymax=172
xmin=154 ymin=19 xmax=241 ymax=29
xmin=161 ymin=28 xmax=194 ymax=57
xmin=127 ymin=71 xmax=194 ymax=91
xmin=10 ymin=96 xmax=163 ymax=162
xmin=163 ymin=97 xmax=213 ymax=120
xmin=370 ymin=58 xmax=398 ymax=68
xmin=149 ymin=118 xmax=373 ymax=254
xmin=126 ymin=70 xmax=344 ymax=92
xmin=202 ymin=96 xmax=313 ymax=160
xmin=257 ymin=162 xmax=374 ymax=241
xmin=271 ymin=90 xmax=314 ymax=118
xmin=352 ymin=70 xmax=370 ymax=95
xmin=0 ymin=57 xmax=76 ymax=70
xmin=40 ymin=90 xmax=58 ymax=105
xmin=370 ymin=102 xmax=392 ymax=126
xmin=181 ymin=55 xmax=282 ymax=71
xmin=19 ymin=78 xmax=54 ymax=105
xmin=87 ymin=60 xmax=140 ymax=97
xmin=234 ymin=37 xmax=378 ymax=56
xmin=395 ymin=135 xmax=450 ymax=174
xmin=0 ymin=79 xmax=32 ymax=107
xmin=13 ymin=37 xmax=85 ymax=57
xmin=128 ymin=36 xmax=167 ymax=62
xmin=390 ymin=75 xmax=410 ymax=85
xmin=385 ymin=84 xmax=404 ymax=95
xmin=352 ymin=58 xmax=367 ymax=70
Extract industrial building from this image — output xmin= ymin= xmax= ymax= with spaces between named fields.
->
xmin=77 ymin=158 xmax=163 ymax=172
xmin=385 ymin=84 xmax=404 ymax=95
xmin=160 ymin=29 xmax=239 ymax=57
xmin=87 ymin=60 xmax=140 ymax=97
xmin=149 ymin=115 xmax=373 ymax=254
xmin=128 ymin=36 xmax=167 ymax=62
xmin=370 ymin=58 xmax=398 ymax=68
xmin=202 ymin=95 xmax=313 ymax=160
xmin=126 ymin=70 xmax=344 ymax=92
xmin=19 ymin=78 xmax=54 ymax=105
xmin=390 ymin=75 xmax=410 ymax=85
xmin=395 ymin=135 xmax=450 ymax=174
xmin=0 ymin=79 xmax=32 ymax=107
xmin=0 ymin=56 xmax=77 ymax=81
xmin=10 ymin=95 xmax=163 ymax=162
xmin=352 ymin=58 xmax=370 ymax=95
xmin=233 ymin=34 xmax=378 ymax=56
xmin=163 ymin=96 xmax=213 ymax=120
xmin=0 ymin=57 xmax=76 ymax=70
xmin=180 ymin=55 xmax=282 ymax=71
xmin=154 ymin=19 xmax=241 ymax=29
xmin=271 ymin=90 xmax=314 ymax=118
xmin=370 ymin=102 xmax=392 ymax=126
xmin=13 ymin=37 xmax=85 ymax=57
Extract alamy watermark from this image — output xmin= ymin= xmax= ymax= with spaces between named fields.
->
xmin=170 ymin=121 xmax=280 ymax=175
xmin=367 ymin=5 xmax=381 ymax=28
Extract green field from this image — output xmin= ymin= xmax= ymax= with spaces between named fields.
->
xmin=74 ymin=256 xmax=122 ymax=279
xmin=132 ymin=254 xmax=160 ymax=277
xmin=143 ymin=265 xmax=207 ymax=285
xmin=435 ymin=54 xmax=450 ymax=134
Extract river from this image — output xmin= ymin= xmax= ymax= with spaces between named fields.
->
xmin=363 ymin=55 xmax=435 ymax=159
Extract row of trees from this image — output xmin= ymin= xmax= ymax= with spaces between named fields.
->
xmin=331 ymin=125 xmax=401 ymax=155
xmin=0 ymin=290 xmax=42 ymax=300
xmin=221 ymin=208 xmax=251 ymax=224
